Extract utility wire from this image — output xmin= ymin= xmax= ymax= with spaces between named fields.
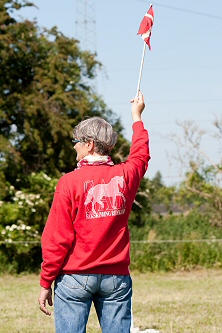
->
xmin=2 ymin=239 xmax=222 ymax=245
xmin=134 ymin=0 xmax=222 ymax=21
xmin=131 ymin=239 xmax=222 ymax=244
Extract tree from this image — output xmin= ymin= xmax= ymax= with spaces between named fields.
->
xmin=0 ymin=0 xmax=127 ymax=188
xmin=170 ymin=118 xmax=222 ymax=226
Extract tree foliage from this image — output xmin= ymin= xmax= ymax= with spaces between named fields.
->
xmin=0 ymin=0 xmax=128 ymax=187
xmin=170 ymin=119 xmax=222 ymax=226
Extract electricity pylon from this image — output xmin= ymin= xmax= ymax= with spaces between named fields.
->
xmin=75 ymin=0 xmax=96 ymax=54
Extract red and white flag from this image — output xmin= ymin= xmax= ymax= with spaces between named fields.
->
xmin=137 ymin=4 xmax=154 ymax=50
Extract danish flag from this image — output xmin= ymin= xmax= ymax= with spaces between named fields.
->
xmin=137 ymin=4 xmax=154 ymax=50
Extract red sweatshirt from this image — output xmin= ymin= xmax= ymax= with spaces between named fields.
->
xmin=40 ymin=121 xmax=150 ymax=288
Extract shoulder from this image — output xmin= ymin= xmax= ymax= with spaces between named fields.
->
xmin=56 ymin=170 xmax=78 ymax=193
xmin=58 ymin=170 xmax=76 ymax=182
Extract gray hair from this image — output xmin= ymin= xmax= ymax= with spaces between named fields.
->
xmin=73 ymin=117 xmax=118 ymax=155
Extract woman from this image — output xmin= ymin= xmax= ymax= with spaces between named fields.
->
xmin=38 ymin=91 xmax=150 ymax=333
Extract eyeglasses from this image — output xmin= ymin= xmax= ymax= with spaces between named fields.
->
xmin=72 ymin=139 xmax=81 ymax=144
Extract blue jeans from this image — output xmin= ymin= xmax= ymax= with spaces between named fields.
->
xmin=54 ymin=274 xmax=132 ymax=333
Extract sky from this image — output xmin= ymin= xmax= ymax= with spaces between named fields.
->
xmin=16 ymin=0 xmax=222 ymax=186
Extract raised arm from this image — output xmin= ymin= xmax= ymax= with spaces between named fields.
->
xmin=123 ymin=90 xmax=150 ymax=183
xmin=130 ymin=90 xmax=145 ymax=123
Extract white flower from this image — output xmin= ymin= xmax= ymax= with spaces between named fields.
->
xmin=1 ymin=231 xmax=6 ymax=235
xmin=10 ymin=185 xmax=15 ymax=190
xmin=43 ymin=174 xmax=51 ymax=181
xmin=31 ymin=208 xmax=36 ymax=212
xmin=11 ymin=224 xmax=17 ymax=230
xmin=18 ymin=201 xmax=23 ymax=206
xmin=36 ymin=194 xmax=41 ymax=199
xmin=26 ymin=199 xmax=34 ymax=206
xmin=28 ymin=194 xmax=35 ymax=201
xmin=35 ymin=198 xmax=43 ymax=205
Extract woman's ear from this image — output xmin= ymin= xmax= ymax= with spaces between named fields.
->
xmin=87 ymin=140 xmax=94 ymax=153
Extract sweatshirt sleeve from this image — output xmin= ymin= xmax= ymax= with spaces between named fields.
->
xmin=126 ymin=121 xmax=151 ymax=180
xmin=40 ymin=177 xmax=76 ymax=288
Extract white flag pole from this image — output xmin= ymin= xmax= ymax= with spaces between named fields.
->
xmin=136 ymin=42 xmax=147 ymax=97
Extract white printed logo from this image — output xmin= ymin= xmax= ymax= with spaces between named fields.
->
xmin=84 ymin=176 xmax=126 ymax=219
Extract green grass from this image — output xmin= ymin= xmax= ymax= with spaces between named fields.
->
xmin=132 ymin=270 xmax=222 ymax=332
xmin=1 ymin=270 xmax=222 ymax=332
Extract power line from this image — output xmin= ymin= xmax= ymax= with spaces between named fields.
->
xmin=131 ymin=239 xmax=222 ymax=244
xmin=2 ymin=239 xmax=222 ymax=245
xmin=108 ymin=99 xmax=222 ymax=107
xmin=134 ymin=0 xmax=222 ymax=21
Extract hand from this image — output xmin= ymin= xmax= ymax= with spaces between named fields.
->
xmin=38 ymin=287 xmax=53 ymax=316
xmin=130 ymin=91 xmax=145 ymax=122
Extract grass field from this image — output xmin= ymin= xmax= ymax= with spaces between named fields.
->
xmin=1 ymin=270 xmax=222 ymax=333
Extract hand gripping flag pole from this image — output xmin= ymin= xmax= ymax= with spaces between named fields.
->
xmin=136 ymin=4 xmax=154 ymax=97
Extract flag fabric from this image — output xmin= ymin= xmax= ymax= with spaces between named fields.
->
xmin=137 ymin=5 xmax=154 ymax=50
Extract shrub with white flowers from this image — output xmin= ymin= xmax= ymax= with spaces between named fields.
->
xmin=0 ymin=172 xmax=58 ymax=271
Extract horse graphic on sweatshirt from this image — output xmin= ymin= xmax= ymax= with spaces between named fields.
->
xmin=84 ymin=176 xmax=126 ymax=214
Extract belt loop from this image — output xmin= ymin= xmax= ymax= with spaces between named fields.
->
xmin=84 ymin=275 xmax=89 ymax=290
xmin=113 ymin=275 xmax=117 ymax=290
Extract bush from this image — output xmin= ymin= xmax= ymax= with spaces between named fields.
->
xmin=2 ymin=183 xmax=222 ymax=274
xmin=130 ymin=241 xmax=222 ymax=272
xmin=0 ymin=172 xmax=58 ymax=273
xmin=130 ymin=211 xmax=222 ymax=272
